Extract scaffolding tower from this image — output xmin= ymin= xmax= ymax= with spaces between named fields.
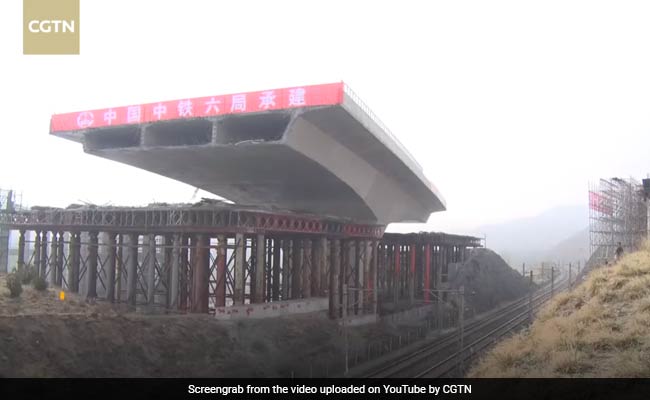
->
xmin=589 ymin=177 xmax=647 ymax=263
xmin=0 ymin=189 xmax=22 ymax=272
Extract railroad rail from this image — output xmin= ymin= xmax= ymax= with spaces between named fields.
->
xmin=363 ymin=270 xmax=568 ymax=378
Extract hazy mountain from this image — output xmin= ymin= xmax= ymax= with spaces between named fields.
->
xmin=474 ymin=205 xmax=588 ymax=268
xmin=543 ymin=227 xmax=589 ymax=266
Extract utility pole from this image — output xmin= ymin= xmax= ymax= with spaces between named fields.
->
xmin=342 ymin=284 xmax=348 ymax=376
xmin=457 ymin=286 xmax=465 ymax=375
xmin=522 ymin=262 xmax=525 ymax=276
xmin=528 ymin=271 xmax=533 ymax=324
xmin=551 ymin=267 xmax=555 ymax=297
xmin=344 ymin=320 xmax=349 ymax=376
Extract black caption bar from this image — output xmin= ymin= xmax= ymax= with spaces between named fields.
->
xmin=1 ymin=379 xmax=649 ymax=400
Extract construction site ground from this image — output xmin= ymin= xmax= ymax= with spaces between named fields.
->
xmin=0 ymin=275 xmax=357 ymax=378
xmin=0 ymin=248 xmax=530 ymax=377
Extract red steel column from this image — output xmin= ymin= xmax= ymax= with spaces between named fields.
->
xmin=106 ymin=233 xmax=117 ymax=303
xmin=253 ymin=234 xmax=265 ymax=304
xmin=126 ymin=234 xmax=138 ymax=307
xmin=319 ymin=238 xmax=328 ymax=297
xmin=424 ymin=243 xmax=431 ymax=303
xmin=56 ymin=232 xmax=64 ymax=287
xmin=291 ymin=239 xmax=302 ymax=299
xmin=34 ymin=231 xmax=41 ymax=277
xmin=233 ymin=233 xmax=245 ymax=305
xmin=49 ymin=232 xmax=57 ymax=286
xmin=311 ymin=239 xmax=318 ymax=297
xmin=409 ymin=244 xmax=416 ymax=304
xmin=146 ymin=234 xmax=156 ymax=306
xmin=364 ymin=241 xmax=372 ymax=309
xmin=17 ymin=230 xmax=25 ymax=269
xmin=347 ymin=240 xmax=356 ymax=314
xmin=302 ymin=239 xmax=312 ymax=299
xmin=357 ymin=240 xmax=364 ymax=312
xmin=69 ymin=232 xmax=81 ymax=293
xmin=272 ymin=239 xmax=281 ymax=301
xmin=86 ymin=232 xmax=98 ymax=299
xmin=170 ymin=234 xmax=181 ymax=309
xmin=215 ymin=235 xmax=226 ymax=307
xmin=39 ymin=231 xmax=48 ymax=279
xmin=394 ymin=245 xmax=400 ymax=303
xmin=371 ymin=240 xmax=378 ymax=314
xmin=179 ymin=235 xmax=189 ymax=310
xmin=191 ymin=234 xmax=210 ymax=313
xmin=282 ymin=240 xmax=291 ymax=300
xmin=266 ymin=238 xmax=273 ymax=302
xmin=329 ymin=239 xmax=340 ymax=319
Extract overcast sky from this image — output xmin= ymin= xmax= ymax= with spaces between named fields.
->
xmin=1 ymin=0 xmax=649 ymax=234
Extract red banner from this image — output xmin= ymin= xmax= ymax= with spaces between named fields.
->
xmin=50 ymin=82 xmax=344 ymax=133
xmin=589 ymin=191 xmax=613 ymax=215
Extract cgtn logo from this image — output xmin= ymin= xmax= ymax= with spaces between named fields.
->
xmin=23 ymin=0 xmax=80 ymax=55
xmin=28 ymin=20 xmax=76 ymax=33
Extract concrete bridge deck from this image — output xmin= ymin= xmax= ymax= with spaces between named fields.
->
xmin=50 ymin=83 xmax=445 ymax=224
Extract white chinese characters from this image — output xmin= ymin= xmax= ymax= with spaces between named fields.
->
xmin=153 ymin=103 xmax=167 ymax=120
xmin=205 ymin=97 xmax=221 ymax=114
xmin=127 ymin=106 xmax=142 ymax=123
xmin=68 ymin=85 xmax=323 ymax=130
xmin=103 ymin=109 xmax=117 ymax=125
xmin=288 ymin=88 xmax=306 ymax=107
xmin=231 ymin=94 xmax=247 ymax=112
xmin=178 ymin=100 xmax=193 ymax=117
xmin=258 ymin=91 xmax=276 ymax=110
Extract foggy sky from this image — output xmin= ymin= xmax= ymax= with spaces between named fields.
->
xmin=2 ymin=0 xmax=649 ymax=234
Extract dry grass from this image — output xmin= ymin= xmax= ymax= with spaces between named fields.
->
xmin=0 ymin=273 xmax=119 ymax=317
xmin=468 ymin=241 xmax=650 ymax=377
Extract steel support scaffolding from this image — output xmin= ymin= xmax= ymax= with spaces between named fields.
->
xmin=589 ymin=177 xmax=647 ymax=263
xmin=0 ymin=205 xmax=480 ymax=320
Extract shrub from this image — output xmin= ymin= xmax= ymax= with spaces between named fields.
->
xmin=16 ymin=264 xmax=37 ymax=285
xmin=6 ymin=273 xmax=22 ymax=298
xmin=32 ymin=275 xmax=48 ymax=292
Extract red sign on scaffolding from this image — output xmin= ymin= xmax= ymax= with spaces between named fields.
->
xmin=50 ymin=82 xmax=345 ymax=133
xmin=589 ymin=191 xmax=613 ymax=215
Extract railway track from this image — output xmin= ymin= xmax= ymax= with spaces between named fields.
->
xmin=364 ymin=271 xmax=568 ymax=378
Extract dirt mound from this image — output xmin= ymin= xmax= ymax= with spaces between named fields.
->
xmin=447 ymin=248 xmax=531 ymax=314
xmin=469 ymin=242 xmax=650 ymax=377
xmin=0 ymin=313 xmax=346 ymax=378
xmin=0 ymin=273 xmax=353 ymax=378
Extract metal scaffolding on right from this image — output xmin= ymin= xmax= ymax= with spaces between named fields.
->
xmin=589 ymin=177 xmax=647 ymax=264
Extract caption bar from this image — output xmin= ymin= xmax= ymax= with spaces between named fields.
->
xmin=187 ymin=384 xmax=472 ymax=396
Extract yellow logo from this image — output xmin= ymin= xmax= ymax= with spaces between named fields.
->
xmin=23 ymin=0 xmax=80 ymax=55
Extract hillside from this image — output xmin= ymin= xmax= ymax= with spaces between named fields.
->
xmin=469 ymin=242 xmax=650 ymax=377
xmin=543 ymin=227 xmax=589 ymax=265
xmin=447 ymin=248 xmax=531 ymax=315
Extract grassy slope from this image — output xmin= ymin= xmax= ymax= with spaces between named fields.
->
xmin=468 ymin=243 xmax=650 ymax=377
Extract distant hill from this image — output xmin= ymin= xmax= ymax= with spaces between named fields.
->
xmin=544 ymin=227 xmax=589 ymax=266
xmin=474 ymin=205 xmax=588 ymax=268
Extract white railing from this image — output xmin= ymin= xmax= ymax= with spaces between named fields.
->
xmin=343 ymin=84 xmax=423 ymax=171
